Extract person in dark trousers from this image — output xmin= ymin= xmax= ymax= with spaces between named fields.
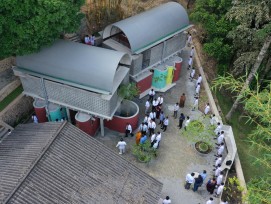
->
xmin=206 ymin=178 xmax=217 ymax=194
xmin=178 ymin=113 xmax=185 ymax=129
xmin=193 ymin=175 xmax=203 ymax=192
xmin=125 ymin=123 xmax=133 ymax=137
xmin=162 ymin=116 xmax=169 ymax=132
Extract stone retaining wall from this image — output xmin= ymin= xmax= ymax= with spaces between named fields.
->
xmin=0 ymin=57 xmax=15 ymax=73
xmin=0 ymin=94 xmax=34 ymax=127
xmin=0 ymin=79 xmax=21 ymax=102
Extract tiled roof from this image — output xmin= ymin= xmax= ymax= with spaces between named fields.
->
xmin=0 ymin=122 xmax=162 ymax=204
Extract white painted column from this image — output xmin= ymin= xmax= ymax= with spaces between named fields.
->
xmin=66 ymin=107 xmax=71 ymax=123
xmin=100 ymin=118 xmax=104 ymax=136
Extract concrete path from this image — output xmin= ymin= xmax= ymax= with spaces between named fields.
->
xmin=96 ymin=47 xmax=219 ymax=204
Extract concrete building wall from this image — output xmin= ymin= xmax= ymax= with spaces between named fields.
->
xmin=164 ymin=35 xmax=181 ymax=58
xmin=149 ymin=43 xmax=163 ymax=66
xmin=130 ymin=54 xmax=143 ymax=76
xmin=180 ymin=32 xmax=187 ymax=49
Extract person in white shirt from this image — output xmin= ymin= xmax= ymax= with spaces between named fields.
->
xmin=214 ymin=164 xmax=222 ymax=177
xmin=173 ymin=103 xmax=179 ymax=118
xmin=185 ymin=172 xmax=195 ymax=189
xmin=145 ymin=100 xmax=150 ymax=114
xmin=125 ymin=123 xmax=132 ymax=137
xmin=197 ymin=74 xmax=202 ymax=84
xmin=206 ymin=197 xmax=214 ymax=204
xmin=184 ymin=116 xmax=190 ymax=131
xmin=188 ymin=56 xmax=193 ymax=70
xmin=190 ymin=46 xmax=195 ymax=57
xmin=142 ymin=123 xmax=148 ymax=134
xmin=187 ymin=33 xmax=192 ymax=47
xmin=220 ymin=199 xmax=228 ymax=204
xmin=195 ymin=83 xmax=201 ymax=96
xmin=192 ymin=97 xmax=199 ymax=111
xmin=7 ymin=129 xmax=12 ymax=135
xmin=156 ymin=132 xmax=162 ymax=148
xmin=148 ymin=120 xmax=156 ymax=136
xmin=214 ymin=155 xmax=223 ymax=167
xmin=214 ymin=122 xmax=222 ymax=134
xmin=162 ymin=116 xmax=169 ymax=132
xmin=210 ymin=114 xmax=216 ymax=125
xmin=116 ymin=138 xmax=127 ymax=154
xmin=162 ymin=196 xmax=171 ymax=204
xmin=217 ymin=143 xmax=225 ymax=155
xmin=90 ymin=35 xmax=95 ymax=46
xmin=151 ymin=133 xmax=156 ymax=143
xmin=216 ymin=131 xmax=225 ymax=145
xmin=32 ymin=114 xmax=38 ymax=123
xmin=143 ymin=114 xmax=149 ymax=124
xmin=217 ymin=172 xmax=224 ymax=185
xmin=149 ymin=111 xmax=156 ymax=122
xmin=204 ymin=103 xmax=210 ymax=115
xmin=152 ymin=98 xmax=159 ymax=112
xmin=157 ymin=95 xmax=164 ymax=106
xmin=148 ymin=89 xmax=155 ymax=102
xmin=84 ymin=35 xmax=91 ymax=45
xmin=215 ymin=183 xmax=225 ymax=197
xmin=189 ymin=67 xmax=195 ymax=82
xmin=153 ymin=140 xmax=159 ymax=149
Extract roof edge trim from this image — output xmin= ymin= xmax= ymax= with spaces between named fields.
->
xmin=134 ymin=25 xmax=193 ymax=54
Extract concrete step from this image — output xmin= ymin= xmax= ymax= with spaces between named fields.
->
xmin=0 ymin=126 xmax=8 ymax=140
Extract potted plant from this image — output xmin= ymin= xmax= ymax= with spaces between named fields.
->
xmin=182 ymin=118 xmax=215 ymax=155
xmin=132 ymin=140 xmax=157 ymax=163
xmin=118 ymin=82 xmax=140 ymax=116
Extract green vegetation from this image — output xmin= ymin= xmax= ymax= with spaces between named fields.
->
xmin=190 ymin=0 xmax=235 ymax=75
xmin=0 ymin=0 xmax=84 ymax=59
xmin=182 ymin=119 xmax=215 ymax=148
xmin=213 ymin=75 xmax=271 ymax=203
xmin=132 ymin=140 xmax=157 ymax=163
xmin=0 ymin=86 xmax=23 ymax=111
xmin=118 ymin=82 xmax=139 ymax=100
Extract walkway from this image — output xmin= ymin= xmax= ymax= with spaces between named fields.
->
xmin=96 ymin=47 xmax=219 ymax=204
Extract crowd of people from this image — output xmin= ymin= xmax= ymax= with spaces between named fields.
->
xmin=116 ymin=32 xmax=228 ymax=203
xmin=183 ymin=120 xmax=227 ymax=203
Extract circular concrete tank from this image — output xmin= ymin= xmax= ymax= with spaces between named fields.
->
xmin=33 ymin=99 xmax=48 ymax=123
xmin=75 ymin=112 xmax=100 ymax=136
xmin=105 ymin=100 xmax=139 ymax=133
xmin=48 ymin=103 xmax=62 ymax=122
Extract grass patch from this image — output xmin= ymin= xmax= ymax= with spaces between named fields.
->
xmin=0 ymin=85 xmax=23 ymax=111
xmin=215 ymin=91 xmax=266 ymax=181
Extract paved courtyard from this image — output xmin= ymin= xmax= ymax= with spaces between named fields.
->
xmin=96 ymin=47 xmax=219 ymax=204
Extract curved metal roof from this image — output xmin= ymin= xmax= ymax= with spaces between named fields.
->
xmin=16 ymin=40 xmax=131 ymax=94
xmin=103 ymin=2 xmax=190 ymax=54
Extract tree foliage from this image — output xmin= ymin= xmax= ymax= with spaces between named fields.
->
xmin=0 ymin=0 xmax=84 ymax=59
xmin=118 ymin=82 xmax=139 ymax=100
xmin=212 ymin=75 xmax=271 ymax=204
xmin=190 ymin=0 xmax=236 ymax=74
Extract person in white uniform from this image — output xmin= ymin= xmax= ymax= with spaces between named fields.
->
xmin=217 ymin=172 xmax=224 ymax=185
xmin=184 ymin=116 xmax=190 ymax=131
xmin=192 ymin=97 xmax=199 ymax=111
xmin=215 ymin=182 xmax=225 ymax=197
xmin=189 ymin=67 xmax=195 ymax=81
xmin=162 ymin=196 xmax=171 ymax=204
xmin=195 ymin=83 xmax=201 ymax=96
xmin=204 ymin=103 xmax=210 ymax=115
xmin=214 ymin=122 xmax=222 ymax=134
xmin=145 ymin=100 xmax=150 ymax=114
xmin=116 ymin=138 xmax=127 ymax=154
xmin=206 ymin=197 xmax=214 ymax=204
